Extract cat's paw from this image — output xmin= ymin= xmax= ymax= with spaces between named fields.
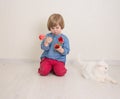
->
xmin=111 ymin=80 xmax=118 ymax=84
xmin=96 ymin=78 xmax=105 ymax=83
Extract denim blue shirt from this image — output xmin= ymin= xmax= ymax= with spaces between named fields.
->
xmin=40 ymin=33 xmax=70 ymax=63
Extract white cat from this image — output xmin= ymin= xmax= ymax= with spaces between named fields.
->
xmin=78 ymin=60 xmax=117 ymax=84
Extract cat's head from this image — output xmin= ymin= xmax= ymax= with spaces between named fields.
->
xmin=96 ymin=61 xmax=109 ymax=72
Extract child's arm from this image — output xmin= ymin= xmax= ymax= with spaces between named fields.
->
xmin=41 ymin=37 xmax=52 ymax=50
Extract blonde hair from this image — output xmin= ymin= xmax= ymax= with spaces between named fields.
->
xmin=47 ymin=13 xmax=64 ymax=31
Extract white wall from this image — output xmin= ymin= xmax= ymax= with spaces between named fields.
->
xmin=0 ymin=0 xmax=120 ymax=61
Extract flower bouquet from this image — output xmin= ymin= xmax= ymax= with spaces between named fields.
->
xmin=54 ymin=36 xmax=64 ymax=49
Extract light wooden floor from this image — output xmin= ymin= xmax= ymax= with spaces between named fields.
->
xmin=0 ymin=60 xmax=120 ymax=99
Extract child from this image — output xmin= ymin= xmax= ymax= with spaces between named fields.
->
xmin=38 ymin=13 xmax=70 ymax=76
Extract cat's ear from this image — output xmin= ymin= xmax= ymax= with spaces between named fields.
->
xmin=96 ymin=61 xmax=104 ymax=67
xmin=98 ymin=60 xmax=105 ymax=65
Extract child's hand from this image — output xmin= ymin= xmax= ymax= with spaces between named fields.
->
xmin=55 ymin=46 xmax=64 ymax=54
xmin=45 ymin=37 xmax=53 ymax=43
xmin=44 ymin=37 xmax=52 ymax=46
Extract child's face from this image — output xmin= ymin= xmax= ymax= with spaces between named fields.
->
xmin=50 ymin=24 xmax=62 ymax=35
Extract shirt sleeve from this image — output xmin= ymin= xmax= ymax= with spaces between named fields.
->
xmin=61 ymin=36 xmax=70 ymax=55
xmin=41 ymin=40 xmax=50 ymax=50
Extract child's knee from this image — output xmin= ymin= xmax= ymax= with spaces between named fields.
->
xmin=54 ymin=69 xmax=67 ymax=76
xmin=38 ymin=68 xmax=50 ymax=76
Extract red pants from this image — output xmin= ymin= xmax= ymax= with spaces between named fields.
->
xmin=38 ymin=58 xmax=67 ymax=76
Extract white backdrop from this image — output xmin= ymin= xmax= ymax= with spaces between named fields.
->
xmin=0 ymin=0 xmax=120 ymax=61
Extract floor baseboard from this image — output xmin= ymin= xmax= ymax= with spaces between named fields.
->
xmin=0 ymin=58 xmax=120 ymax=66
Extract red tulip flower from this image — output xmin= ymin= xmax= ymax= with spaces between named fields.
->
xmin=54 ymin=44 xmax=60 ymax=49
xmin=54 ymin=36 xmax=64 ymax=49
xmin=39 ymin=34 xmax=46 ymax=40
xmin=58 ymin=36 xmax=64 ymax=44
